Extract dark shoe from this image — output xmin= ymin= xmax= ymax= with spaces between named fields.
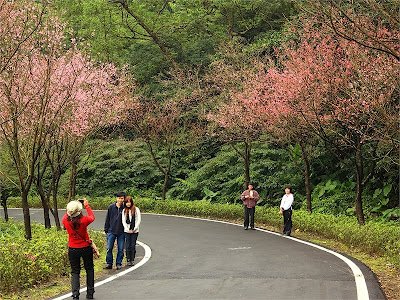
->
xmin=250 ymin=227 xmax=255 ymax=230
xmin=128 ymin=261 xmax=134 ymax=266
xmin=103 ymin=264 xmax=112 ymax=269
xmin=86 ymin=295 xmax=93 ymax=299
xmin=116 ymin=265 xmax=122 ymax=270
xmin=244 ymin=227 xmax=248 ymax=230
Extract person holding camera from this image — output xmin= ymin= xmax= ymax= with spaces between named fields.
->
xmin=62 ymin=198 xmax=95 ymax=300
xmin=240 ymin=184 xmax=260 ymax=230
xmin=104 ymin=191 xmax=126 ymax=270
xmin=121 ymin=196 xmax=141 ymax=266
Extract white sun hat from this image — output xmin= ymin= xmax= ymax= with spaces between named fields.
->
xmin=66 ymin=200 xmax=83 ymax=218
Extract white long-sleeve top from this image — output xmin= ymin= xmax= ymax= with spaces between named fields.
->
xmin=121 ymin=207 xmax=141 ymax=233
xmin=280 ymin=194 xmax=294 ymax=211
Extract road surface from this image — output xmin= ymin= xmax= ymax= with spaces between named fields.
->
xmin=2 ymin=208 xmax=385 ymax=299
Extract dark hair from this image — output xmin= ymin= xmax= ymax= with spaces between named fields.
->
xmin=124 ymin=196 xmax=136 ymax=217
xmin=284 ymin=185 xmax=292 ymax=193
xmin=67 ymin=214 xmax=83 ymax=230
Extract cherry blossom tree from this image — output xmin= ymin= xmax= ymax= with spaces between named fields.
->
xmin=0 ymin=0 xmax=47 ymax=75
xmin=0 ymin=14 xmax=68 ymax=238
xmin=244 ymin=18 xmax=399 ymax=223
xmin=0 ymin=1 xmax=131 ymax=237
xmin=31 ymin=51 xmax=130 ymax=229
xmin=301 ymin=0 xmax=400 ymax=61
xmin=235 ymin=65 xmax=316 ymax=212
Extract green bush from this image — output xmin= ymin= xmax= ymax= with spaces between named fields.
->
xmin=0 ymin=219 xmax=105 ymax=294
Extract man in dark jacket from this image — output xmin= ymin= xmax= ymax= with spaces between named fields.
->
xmin=104 ymin=192 xmax=126 ymax=270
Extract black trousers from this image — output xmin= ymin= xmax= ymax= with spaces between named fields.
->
xmin=125 ymin=232 xmax=139 ymax=262
xmin=68 ymin=246 xmax=94 ymax=299
xmin=283 ymin=209 xmax=292 ymax=235
xmin=244 ymin=206 xmax=255 ymax=228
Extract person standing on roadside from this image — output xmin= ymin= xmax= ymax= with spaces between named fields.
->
xmin=280 ymin=185 xmax=294 ymax=236
xmin=62 ymin=198 xmax=95 ymax=300
xmin=104 ymin=191 xmax=126 ymax=270
xmin=121 ymin=196 xmax=141 ymax=266
xmin=240 ymin=184 xmax=260 ymax=230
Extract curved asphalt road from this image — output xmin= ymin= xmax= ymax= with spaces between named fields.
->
xmin=3 ymin=209 xmax=385 ymax=300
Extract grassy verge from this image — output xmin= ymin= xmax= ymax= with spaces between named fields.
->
xmin=0 ymin=219 xmax=106 ymax=299
xmin=3 ymin=196 xmax=400 ymax=299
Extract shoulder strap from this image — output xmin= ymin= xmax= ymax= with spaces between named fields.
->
xmin=72 ymin=226 xmax=91 ymax=244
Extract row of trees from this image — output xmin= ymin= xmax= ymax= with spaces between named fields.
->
xmin=113 ymin=1 xmax=399 ymax=224
xmin=209 ymin=3 xmax=399 ymax=224
xmin=0 ymin=0 xmax=398 ymax=240
xmin=0 ymin=0 xmax=131 ymax=238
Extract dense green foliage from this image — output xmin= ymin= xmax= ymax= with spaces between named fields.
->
xmin=53 ymin=0 xmax=296 ymax=87
xmin=0 ymin=219 xmax=105 ymax=294
xmin=47 ymin=138 xmax=398 ymax=221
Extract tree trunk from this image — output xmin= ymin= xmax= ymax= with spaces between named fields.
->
xmin=355 ymin=142 xmax=365 ymax=225
xmin=146 ymin=140 xmax=173 ymax=200
xmin=0 ymin=186 xmax=8 ymax=221
xmin=21 ymin=190 xmax=32 ymax=240
xmin=300 ymin=142 xmax=312 ymax=213
xmin=52 ymin=175 xmax=61 ymax=230
xmin=38 ymin=191 xmax=51 ymax=229
xmin=162 ymin=171 xmax=169 ymax=201
xmin=244 ymin=142 xmax=251 ymax=189
xmin=1 ymin=199 xmax=9 ymax=222
xmin=68 ymin=158 xmax=78 ymax=201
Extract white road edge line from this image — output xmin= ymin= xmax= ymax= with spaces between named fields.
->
xmin=52 ymin=241 xmax=152 ymax=300
xmin=147 ymin=212 xmax=370 ymax=300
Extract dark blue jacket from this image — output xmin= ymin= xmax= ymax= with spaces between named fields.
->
xmin=104 ymin=203 xmax=124 ymax=235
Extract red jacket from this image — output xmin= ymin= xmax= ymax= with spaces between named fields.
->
xmin=62 ymin=205 xmax=95 ymax=248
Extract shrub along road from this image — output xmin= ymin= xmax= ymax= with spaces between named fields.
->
xmin=6 ymin=209 xmax=385 ymax=299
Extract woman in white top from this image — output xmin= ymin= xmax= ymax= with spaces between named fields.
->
xmin=280 ymin=186 xmax=294 ymax=236
xmin=122 ymin=196 xmax=141 ymax=266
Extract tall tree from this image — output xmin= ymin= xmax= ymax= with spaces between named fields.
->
xmin=262 ymin=19 xmax=399 ymax=224
xmin=0 ymin=20 xmax=67 ymax=239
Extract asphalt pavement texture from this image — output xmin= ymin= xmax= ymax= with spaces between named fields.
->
xmin=2 ymin=208 xmax=385 ymax=300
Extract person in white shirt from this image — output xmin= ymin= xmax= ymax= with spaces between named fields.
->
xmin=280 ymin=186 xmax=294 ymax=236
xmin=122 ymin=196 xmax=141 ymax=266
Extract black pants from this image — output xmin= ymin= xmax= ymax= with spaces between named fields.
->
xmin=244 ymin=206 xmax=255 ymax=228
xmin=68 ymin=246 xmax=94 ymax=299
xmin=283 ymin=209 xmax=292 ymax=235
xmin=125 ymin=232 xmax=139 ymax=263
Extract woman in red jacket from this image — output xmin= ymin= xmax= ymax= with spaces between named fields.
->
xmin=62 ymin=198 xmax=95 ymax=300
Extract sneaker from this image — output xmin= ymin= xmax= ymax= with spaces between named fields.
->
xmin=250 ymin=227 xmax=255 ymax=230
xmin=244 ymin=227 xmax=248 ymax=230
xmin=116 ymin=265 xmax=122 ymax=270
xmin=86 ymin=295 xmax=94 ymax=299
xmin=103 ymin=264 xmax=112 ymax=269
